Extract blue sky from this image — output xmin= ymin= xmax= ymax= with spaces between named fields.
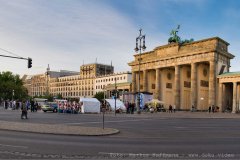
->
xmin=0 ymin=0 xmax=240 ymax=76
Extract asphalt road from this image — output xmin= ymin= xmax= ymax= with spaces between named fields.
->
xmin=0 ymin=108 xmax=240 ymax=159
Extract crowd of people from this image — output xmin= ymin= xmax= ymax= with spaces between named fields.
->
xmin=1 ymin=99 xmax=38 ymax=119
xmin=1 ymin=100 xmax=35 ymax=111
xmin=57 ymin=101 xmax=82 ymax=114
xmin=0 ymin=99 xmax=230 ymax=115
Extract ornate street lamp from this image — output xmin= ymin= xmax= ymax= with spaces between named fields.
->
xmin=134 ymin=29 xmax=146 ymax=114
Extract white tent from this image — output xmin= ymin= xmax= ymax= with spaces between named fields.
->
xmin=105 ymin=99 xmax=126 ymax=111
xmin=80 ymin=98 xmax=100 ymax=113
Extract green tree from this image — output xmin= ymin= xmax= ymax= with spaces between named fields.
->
xmin=56 ymin=93 xmax=63 ymax=99
xmin=93 ymin=92 xmax=104 ymax=102
xmin=0 ymin=71 xmax=28 ymax=100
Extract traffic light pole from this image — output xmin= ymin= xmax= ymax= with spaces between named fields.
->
xmin=0 ymin=54 xmax=32 ymax=68
xmin=0 ymin=54 xmax=27 ymax=60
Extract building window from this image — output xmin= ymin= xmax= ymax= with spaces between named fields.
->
xmin=200 ymin=80 xmax=209 ymax=87
xmin=184 ymin=81 xmax=191 ymax=88
xmin=166 ymin=83 xmax=172 ymax=89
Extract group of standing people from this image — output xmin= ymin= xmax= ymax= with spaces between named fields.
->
xmin=2 ymin=100 xmax=30 ymax=119
xmin=58 ymin=101 xmax=81 ymax=114
xmin=126 ymin=102 xmax=135 ymax=114
xmin=2 ymin=99 xmax=40 ymax=119
xmin=3 ymin=100 xmax=22 ymax=110
xmin=208 ymin=105 xmax=219 ymax=113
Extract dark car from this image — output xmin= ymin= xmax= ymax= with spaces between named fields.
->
xmin=41 ymin=102 xmax=58 ymax=112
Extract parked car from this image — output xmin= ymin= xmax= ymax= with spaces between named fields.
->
xmin=41 ymin=102 xmax=58 ymax=112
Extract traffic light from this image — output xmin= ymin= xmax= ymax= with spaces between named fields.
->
xmin=28 ymin=58 xmax=32 ymax=68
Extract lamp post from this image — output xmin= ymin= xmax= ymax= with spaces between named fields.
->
xmin=134 ymin=29 xmax=146 ymax=114
xmin=46 ymin=64 xmax=50 ymax=96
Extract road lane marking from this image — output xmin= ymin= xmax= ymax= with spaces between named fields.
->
xmin=0 ymin=144 xmax=28 ymax=149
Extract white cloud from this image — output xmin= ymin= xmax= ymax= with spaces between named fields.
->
xmin=0 ymin=0 xmax=138 ymax=76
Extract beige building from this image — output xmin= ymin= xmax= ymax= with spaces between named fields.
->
xmin=129 ymin=37 xmax=236 ymax=111
xmin=218 ymin=72 xmax=240 ymax=113
xmin=24 ymin=63 xmax=113 ymax=98
xmin=95 ymin=72 xmax=132 ymax=98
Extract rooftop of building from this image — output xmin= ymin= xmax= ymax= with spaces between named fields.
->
xmin=218 ymin=71 xmax=240 ymax=78
xmin=80 ymin=63 xmax=113 ymax=67
xmin=96 ymin=71 xmax=132 ymax=79
xmin=105 ymin=82 xmax=131 ymax=88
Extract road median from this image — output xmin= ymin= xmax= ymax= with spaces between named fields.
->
xmin=0 ymin=120 xmax=119 ymax=136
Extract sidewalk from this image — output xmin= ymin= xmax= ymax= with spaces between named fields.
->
xmin=0 ymin=120 xmax=119 ymax=136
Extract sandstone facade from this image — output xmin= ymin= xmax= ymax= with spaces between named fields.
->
xmin=129 ymin=37 xmax=236 ymax=111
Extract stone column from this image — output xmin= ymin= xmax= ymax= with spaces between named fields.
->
xmin=132 ymin=71 xmax=136 ymax=93
xmin=191 ymin=63 xmax=197 ymax=109
xmin=222 ymin=84 xmax=226 ymax=111
xmin=155 ymin=68 xmax=161 ymax=100
xmin=218 ymin=83 xmax=223 ymax=112
xmin=232 ymin=82 xmax=237 ymax=113
xmin=174 ymin=65 xmax=180 ymax=109
xmin=143 ymin=70 xmax=148 ymax=92
xmin=209 ymin=61 xmax=216 ymax=106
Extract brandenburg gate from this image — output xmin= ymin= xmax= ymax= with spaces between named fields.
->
xmin=129 ymin=37 xmax=237 ymax=112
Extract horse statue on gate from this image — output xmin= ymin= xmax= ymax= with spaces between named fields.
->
xmin=168 ymin=25 xmax=181 ymax=44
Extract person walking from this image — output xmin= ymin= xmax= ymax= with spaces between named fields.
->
xmin=208 ymin=106 xmax=211 ymax=113
xmin=21 ymin=102 xmax=28 ymax=119
xmin=131 ymin=103 xmax=135 ymax=114
xmin=30 ymin=100 xmax=34 ymax=112
xmin=169 ymin=105 xmax=173 ymax=113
